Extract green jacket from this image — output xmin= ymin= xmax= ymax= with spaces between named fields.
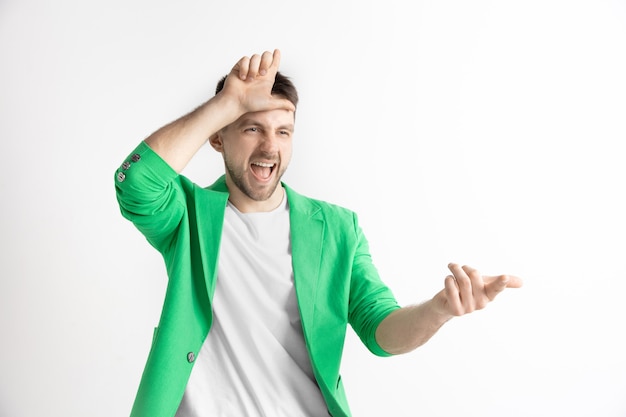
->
xmin=114 ymin=141 xmax=400 ymax=417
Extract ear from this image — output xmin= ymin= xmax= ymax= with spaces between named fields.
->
xmin=208 ymin=132 xmax=224 ymax=153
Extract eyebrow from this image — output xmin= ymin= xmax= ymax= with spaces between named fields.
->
xmin=237 ymin=118 xmax=294 ymax=131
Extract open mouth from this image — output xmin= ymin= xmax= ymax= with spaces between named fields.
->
xmin=250 ymin=161 xmax=276 ymax=181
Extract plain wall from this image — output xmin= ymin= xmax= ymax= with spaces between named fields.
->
xmin=1 ymin=0 xmax=625 ymax=416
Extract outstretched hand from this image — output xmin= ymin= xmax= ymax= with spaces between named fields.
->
xmin=433 ymin=263 xmax=523 ymax=317
xmin=220 ymin=49 xmax=295 ymax=116
xmin=375 ymin=263 xmax=523 ymax=354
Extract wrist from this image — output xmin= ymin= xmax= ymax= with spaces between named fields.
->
xmin=425 ymin=296 xmax=455 ymax=325
xmin=204 ymin=92 xmax=246 ymax=130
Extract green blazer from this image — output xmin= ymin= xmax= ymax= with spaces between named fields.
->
xmin=115 ymin=142 xmax=400 ymax=417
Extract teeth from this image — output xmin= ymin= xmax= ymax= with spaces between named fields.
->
xmin=252 ymin=162 xmax=274 ymax=167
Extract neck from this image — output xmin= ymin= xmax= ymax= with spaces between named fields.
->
xmin=227 ymin=185 xmax=285 ymax=213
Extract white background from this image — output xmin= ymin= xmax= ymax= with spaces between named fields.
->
xmin=1 ymin=1 xmax=625 ymax=416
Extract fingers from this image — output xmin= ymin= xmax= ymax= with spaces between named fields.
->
xmin=448 ymin=263 xmax=487 ymax=314
xmin=266 ymin=49 xmax=281 ymax=73
xmin=445 ymin=263 xmax=521 ymax=316
xmin=234 ymin=49 xmax=281 ymax=81
xmin=443 ymin=274 xmax=464 ymax=316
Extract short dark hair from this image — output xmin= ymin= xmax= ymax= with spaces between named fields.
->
xmin=215 ymin=71 xmax=299 ymax=109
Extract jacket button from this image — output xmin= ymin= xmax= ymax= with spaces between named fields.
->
xmin=187 ymin=352 xmax=195 ymax=363
xmin=121 ymin=161 xmax=131 ymax=170
xmin=116 ymin=172 xmax=126 ymax=182
xmin=131 ymin=153 xmax=141 ymax=162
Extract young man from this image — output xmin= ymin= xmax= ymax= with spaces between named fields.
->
xmin=114 ymin=49 xmax=522 ymax=417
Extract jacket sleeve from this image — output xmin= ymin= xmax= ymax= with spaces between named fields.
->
xmin=347 ymin=213 xmax=401 ymax=357
xmin=114 ymin=141 xmax=186 ymax=252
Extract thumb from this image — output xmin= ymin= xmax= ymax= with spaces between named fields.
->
xmin=267 ymin=95 xmax=296 ymax=113
xmin=484 ymin=274 xmax=523 ymax=300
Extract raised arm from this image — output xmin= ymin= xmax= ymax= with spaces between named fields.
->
xmin=375 ymin=263 xmax=523 ymax=355
xmin=144 ymin=49 xmax=295 ymax=173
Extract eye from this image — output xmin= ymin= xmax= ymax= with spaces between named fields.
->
xmin=245 ymin=127 xmax=258 ymax=132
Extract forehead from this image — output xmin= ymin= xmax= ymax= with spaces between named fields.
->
xmin=232 ymin=109 xmax=295 ymax=128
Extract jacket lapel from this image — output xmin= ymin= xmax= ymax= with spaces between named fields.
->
xmin=285 ymin=186 xmax=334 ymax=389
xmin=195 ymin=176 xmax=230 ymax=298
xmin=285 ymin=185 xmax=324 ymax=331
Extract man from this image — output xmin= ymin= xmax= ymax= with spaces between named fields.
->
xmin=114 ymin=49 xmax=522 ymax=417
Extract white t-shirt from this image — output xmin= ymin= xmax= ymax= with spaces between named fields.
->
xmin=175 ymin=191 xmax=328 ymax=417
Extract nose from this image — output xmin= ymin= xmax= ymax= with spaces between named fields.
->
xmin=258 ymin=131 xmax=280 ymax=153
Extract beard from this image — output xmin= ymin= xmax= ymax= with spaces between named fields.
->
xmin=224 ymin=153 xmax=286 ymax=202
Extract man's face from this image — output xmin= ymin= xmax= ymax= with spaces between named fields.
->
xmin=212 ymin=108 xmax=295 ymax=211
